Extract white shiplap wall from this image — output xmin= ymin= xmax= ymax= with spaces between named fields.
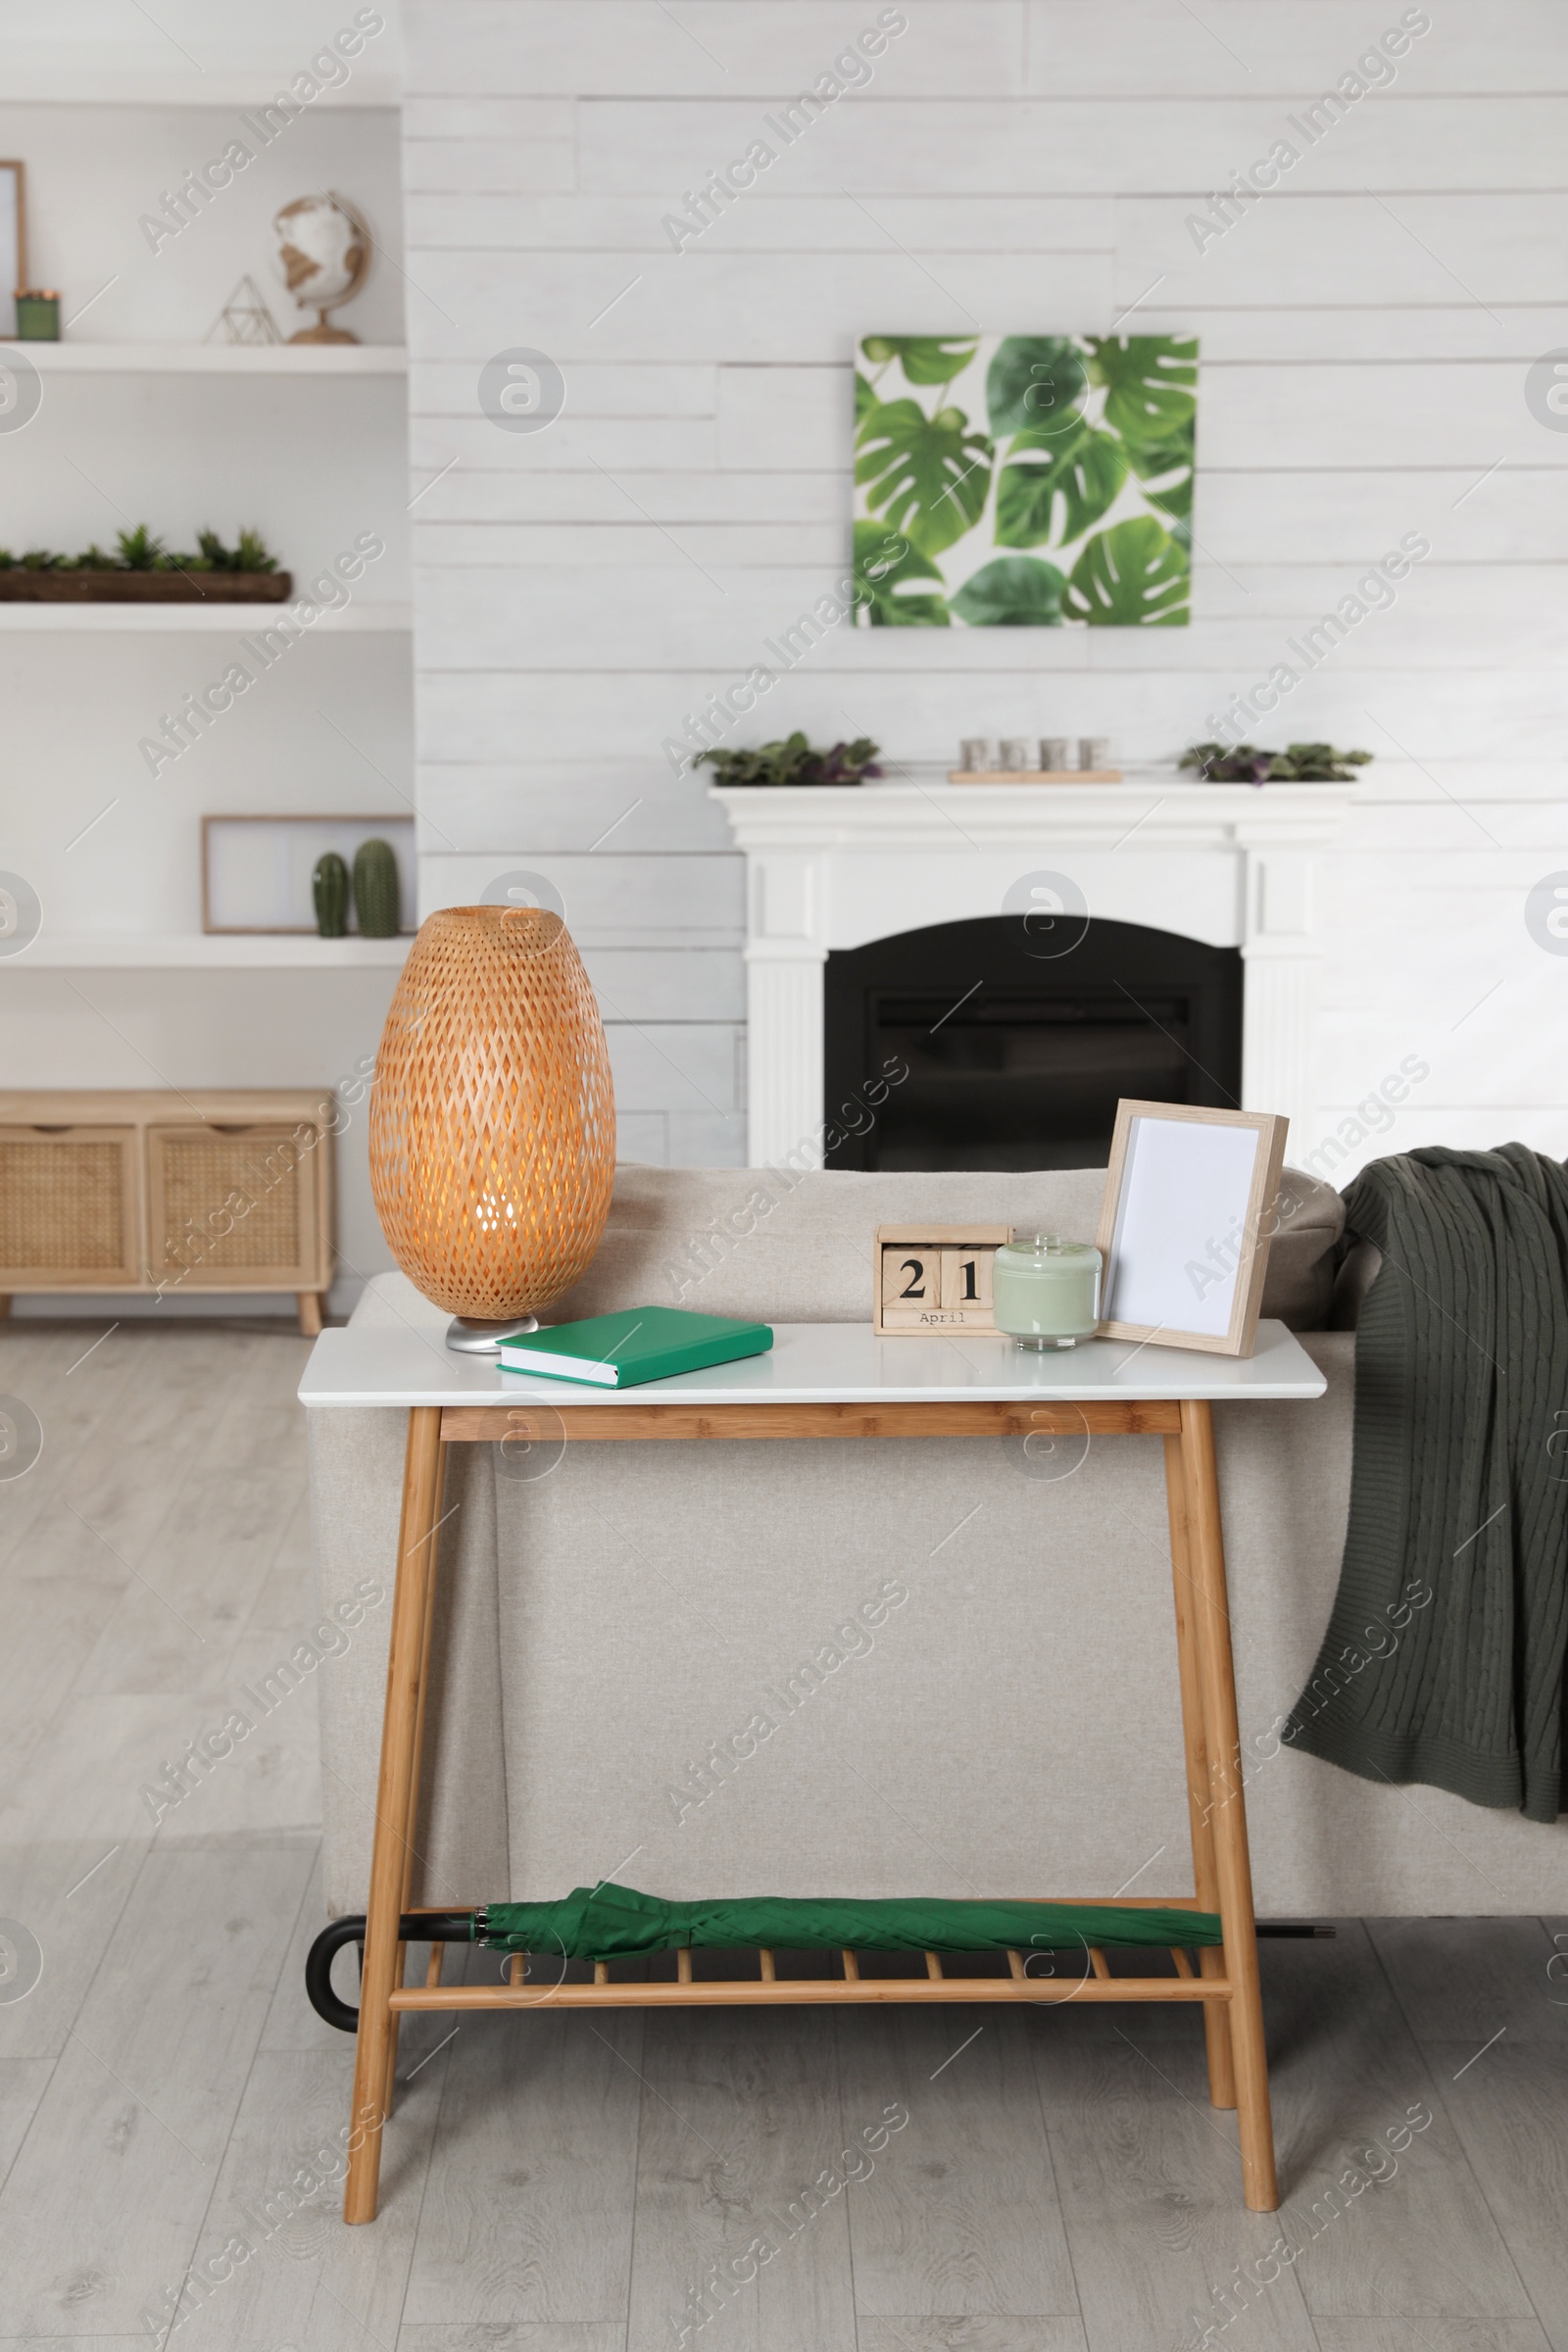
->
xmin=405 ymin=0 xmax=1568 ymax=1175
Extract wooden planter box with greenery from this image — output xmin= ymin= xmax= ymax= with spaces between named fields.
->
xmin=698 ymin=732 xmax=883 ymax=787
xmin=0 ymin=525 xmax=291 ymax=603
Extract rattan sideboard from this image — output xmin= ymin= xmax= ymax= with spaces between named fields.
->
xmin=0 ymin=1089 xmax=335 ymax=1333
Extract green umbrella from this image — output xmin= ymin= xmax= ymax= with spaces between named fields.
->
xmin=305 ymin=1884 xmax=1228 ymax=2031
xmin=474 ymin=1881 xmax=1221 ymax=1961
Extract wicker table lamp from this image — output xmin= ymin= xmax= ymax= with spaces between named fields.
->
xmin=368 ymin=906 xmax=615 ymax=1352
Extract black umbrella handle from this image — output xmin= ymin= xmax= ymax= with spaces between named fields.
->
xmin=304 ymin=1911 xmax=476 ymax=2033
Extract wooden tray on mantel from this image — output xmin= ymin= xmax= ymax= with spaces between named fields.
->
xmin=947 ymin=767 xmax=1122 ymax=784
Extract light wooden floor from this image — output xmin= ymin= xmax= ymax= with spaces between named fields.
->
xmin=0 ymin=1321 xmax=1565 ymax=2352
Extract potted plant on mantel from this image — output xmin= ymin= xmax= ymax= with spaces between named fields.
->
xmin=698 ymin=733 xmax=883 ymax=786
xmin=0 ymin=525 xmax=292 ymax=602
xmin=1180 ymin=740 xmax=1371 ymax=783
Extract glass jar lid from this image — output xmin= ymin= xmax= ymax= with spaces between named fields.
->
xmin=1005 ymin=1229 xmax=1101 ymax=1255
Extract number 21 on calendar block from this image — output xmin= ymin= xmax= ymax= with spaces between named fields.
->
xmin=872 ymin=1225 xmax=1008 ymax=1335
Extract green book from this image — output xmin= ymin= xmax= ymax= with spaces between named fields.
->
xmin=498 ymin=1305 xmax=773 ymax=1389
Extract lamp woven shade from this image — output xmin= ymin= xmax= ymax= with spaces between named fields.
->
xmin=368 ymin=906 xmax=615 ymax=1319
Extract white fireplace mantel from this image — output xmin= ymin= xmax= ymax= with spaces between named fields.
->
xmin=712 ymin=773 xmax=1354 ymax=1166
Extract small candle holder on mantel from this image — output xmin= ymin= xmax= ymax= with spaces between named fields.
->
xmin=950 ymin=734 xmax=1121 ymax=784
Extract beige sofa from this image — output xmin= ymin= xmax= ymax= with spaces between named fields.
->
xmin=307 ymin=1165 xmax=1568 ymax=1920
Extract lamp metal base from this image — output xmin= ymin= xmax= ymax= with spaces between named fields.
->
xmin=446 ymin=1313 xmax=539 ymax=1355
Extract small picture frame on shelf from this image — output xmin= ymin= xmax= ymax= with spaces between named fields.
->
xmin=1094 ymin=1102 xmax=1289 ymax=1357
xmin=202 ymin=814 xmax=415 ymax=934
xmin=873 ymin=1224 xmax=1008 ymax=1335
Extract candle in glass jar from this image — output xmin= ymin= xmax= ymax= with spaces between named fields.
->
xmin=991 ymin=1231 xmax=1102 ymax=1348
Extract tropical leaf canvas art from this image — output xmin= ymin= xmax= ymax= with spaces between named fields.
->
xmin=853 ymin=333 xmax=1198 ymax=627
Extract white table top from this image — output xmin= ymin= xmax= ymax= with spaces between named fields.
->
xmin=298 ymin=1317 xmax=1326 ymax=1409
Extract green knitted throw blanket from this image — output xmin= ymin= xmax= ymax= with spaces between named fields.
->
xmin=475 ymin=1882 xmax=1221 ymax=1960
xmin=1286 ymin=1145 xmax=1568 ymax=1820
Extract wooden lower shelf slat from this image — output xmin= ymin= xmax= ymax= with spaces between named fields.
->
xmin=389 ymin=1975 xmax=1230 ymax=2011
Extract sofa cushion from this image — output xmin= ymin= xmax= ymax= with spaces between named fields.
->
xmin=544 ymin=1162 xmax=1345 ymax=1331
xmin=1266 ymin=1166 xmax=1349 ymax=1328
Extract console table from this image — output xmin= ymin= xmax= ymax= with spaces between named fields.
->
xmin=299 ymin=1317 xmax=1326 ymax=2221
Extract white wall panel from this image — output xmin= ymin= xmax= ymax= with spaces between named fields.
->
xmin=667 ymin=1108 xmax=748 ymax=1163
xmin=415 ymin=521 xmax=841 ymax=565
xmin=402 ymin=136 xmax=577 ymax=194
xmin=402 ymin=250 xmax=1115 ymax=360
xmin=414 ymin=469 xmax=850 ymax=523
xmin=405 ymin=191 xmax=1117 ymax=253
xmin=1116 ymin=194 xmax=1568 ymax=310
xmin=606 ymin=1021 xmax=744 ymax=1111
xmin=1194 ymin=472 xmax=1566 ymax=564
xmin=588 ymin=950 xmax=746 ymax=1022
xmin=408 ymin=4 xmax=1029 ymax=99
xmin=411 ymin=416 xmax=720 ymax=470
xmin=403 ymin=98 xmax=575 ymax=139
xmin=575 ymin=97 xmax=1566 ymax=196
xmin=1138 ymin=306 xmax=1568 ymax=363
xmin=417 ymin=851 xmax=743 ymax=937
xmin=1024 ymin=2 xmax=1568 ymax=95
xmin=417 ymin=766 xmax=736 ymax=855
xmin=411 ymin=360 xmax=717 ymax=414
xmin=411 ymin=416 xmax=718 ymax=470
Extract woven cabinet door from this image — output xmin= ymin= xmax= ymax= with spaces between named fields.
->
xmin=0 ymin=1126 xmax=142 ymax=1288
xmin=145 ymin=1123 xmax=327 ymax=1293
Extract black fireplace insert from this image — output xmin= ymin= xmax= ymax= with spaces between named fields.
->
xmin=823 ymin=914 xmax=1243 ymax=1172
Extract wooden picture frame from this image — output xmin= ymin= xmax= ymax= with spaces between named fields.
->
xmin=202 ymin=813 xmax=415 ymax=934
xmin=1094 ymin=1102 xmax=1288 ymax=1358
xmin=873 ymin=1224 xmax=1008 ymax=1335
xmin=0 ymin=163 xmax=26 ymax=328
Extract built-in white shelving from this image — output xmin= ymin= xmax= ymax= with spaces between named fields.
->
xmin=2 ymin=56 xmax=414 ymax=1285
xmin=13 ymin=935 xmax=413 ymax=969
xmin=0 ymin=603 xmax=411 ymax=631
xmin=19 ymin=344 xmax=407 ymax=373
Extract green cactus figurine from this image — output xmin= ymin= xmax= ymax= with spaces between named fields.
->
xmin=353 ymin=837 xmax=401 ymax=938
xmin=313 ymin=851 xmax=349 ymax=938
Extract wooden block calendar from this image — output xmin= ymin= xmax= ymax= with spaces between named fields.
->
xmin=873 ymin=1225 xmax=1008 ymax=1336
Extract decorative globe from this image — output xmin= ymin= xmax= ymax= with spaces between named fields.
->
xmin=368 ymin=907 xmax=615 ymax=1345
xmin=271 ymin=193 xmax=369 ymax=342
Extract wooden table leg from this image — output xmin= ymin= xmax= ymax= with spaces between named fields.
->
xmin=384 ymin=1430 xmax=447 ymax=2124
xmin=343 ymin=1404 xmax=447 ymax=2226
xmin=1163 ymin=1431 xmax=1237 ymax=2113
xmin=1180 ymin=1397 xmax=1279 ymax=2213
